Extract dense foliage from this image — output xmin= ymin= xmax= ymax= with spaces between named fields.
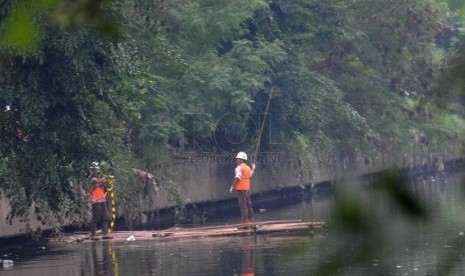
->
xmin=0 ymin=0 xmax=464 ymax=228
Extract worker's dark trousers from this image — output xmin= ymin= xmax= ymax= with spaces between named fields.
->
xmin=91 ymin=201 xmax=110 ymax=236
xmin=237 ymin=190 xmax=253 ymax=222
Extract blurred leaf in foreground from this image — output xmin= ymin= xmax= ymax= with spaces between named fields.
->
xmin=0 ymin=0 xmax=118 ymax=55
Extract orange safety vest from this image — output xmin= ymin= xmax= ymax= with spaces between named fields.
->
xmin=235 ymin=163 xmax=251 ymax=191
xmin=89 ymin=177 xmax=106 ymax=203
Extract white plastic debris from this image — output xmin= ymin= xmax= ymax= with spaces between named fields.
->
xmin=126 ymin=235 xmax=136 ymax=241
xmin=3 ymin=259 xmax=14 ymax=267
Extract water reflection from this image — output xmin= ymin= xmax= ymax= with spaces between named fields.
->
xmin=239 ymin=237 xmax=255 ymax=276
xmin=88 ymin=242 xmax=119 ymax=276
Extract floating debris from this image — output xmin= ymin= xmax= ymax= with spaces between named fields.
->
xmin=3 ymin=259 xmax=14 ymax=268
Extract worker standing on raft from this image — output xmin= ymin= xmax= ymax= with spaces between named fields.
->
xmin=88 ymin=162 xmax=112 ymax=240
xmin=230 ymin=152 xmax=256 ymax=223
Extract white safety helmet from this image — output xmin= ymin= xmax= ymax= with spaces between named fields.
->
xmin=236 ymin=152 xmax=247 ymax=160
xmin=90 ymin=161 xmax=100 ymax=170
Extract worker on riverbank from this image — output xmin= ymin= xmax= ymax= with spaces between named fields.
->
xmin=230 ymin=152 xmax=256 ymax=223
xmin=88 ymin=162 xmax=111 ymax=240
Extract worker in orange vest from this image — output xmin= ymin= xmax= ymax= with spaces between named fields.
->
xmin=230 ymin=152 xmax=256 ymax=223
xmin=88 ymin=162 xmax=111 ymax=239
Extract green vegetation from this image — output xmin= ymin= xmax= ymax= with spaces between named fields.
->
xmin=0 ymin=0 xmax=464 ymax=229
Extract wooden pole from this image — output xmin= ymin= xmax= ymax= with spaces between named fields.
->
xmin=252 ymin=89 xmax=274 ymax=164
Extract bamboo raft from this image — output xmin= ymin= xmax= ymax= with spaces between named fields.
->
xmin=49 ymin=220 xmax=326 ymax=243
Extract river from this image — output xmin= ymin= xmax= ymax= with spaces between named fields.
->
xmin=1 ymin=170 xmax=465 ymax=275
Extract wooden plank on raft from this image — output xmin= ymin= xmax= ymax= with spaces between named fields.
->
xmin=149 ymin=220 xmax=307 ymax=238
xmin=151 ymin=221 xmax=326 ymax=239
xmin=160 ymin=219 xmax=305 ymax=232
